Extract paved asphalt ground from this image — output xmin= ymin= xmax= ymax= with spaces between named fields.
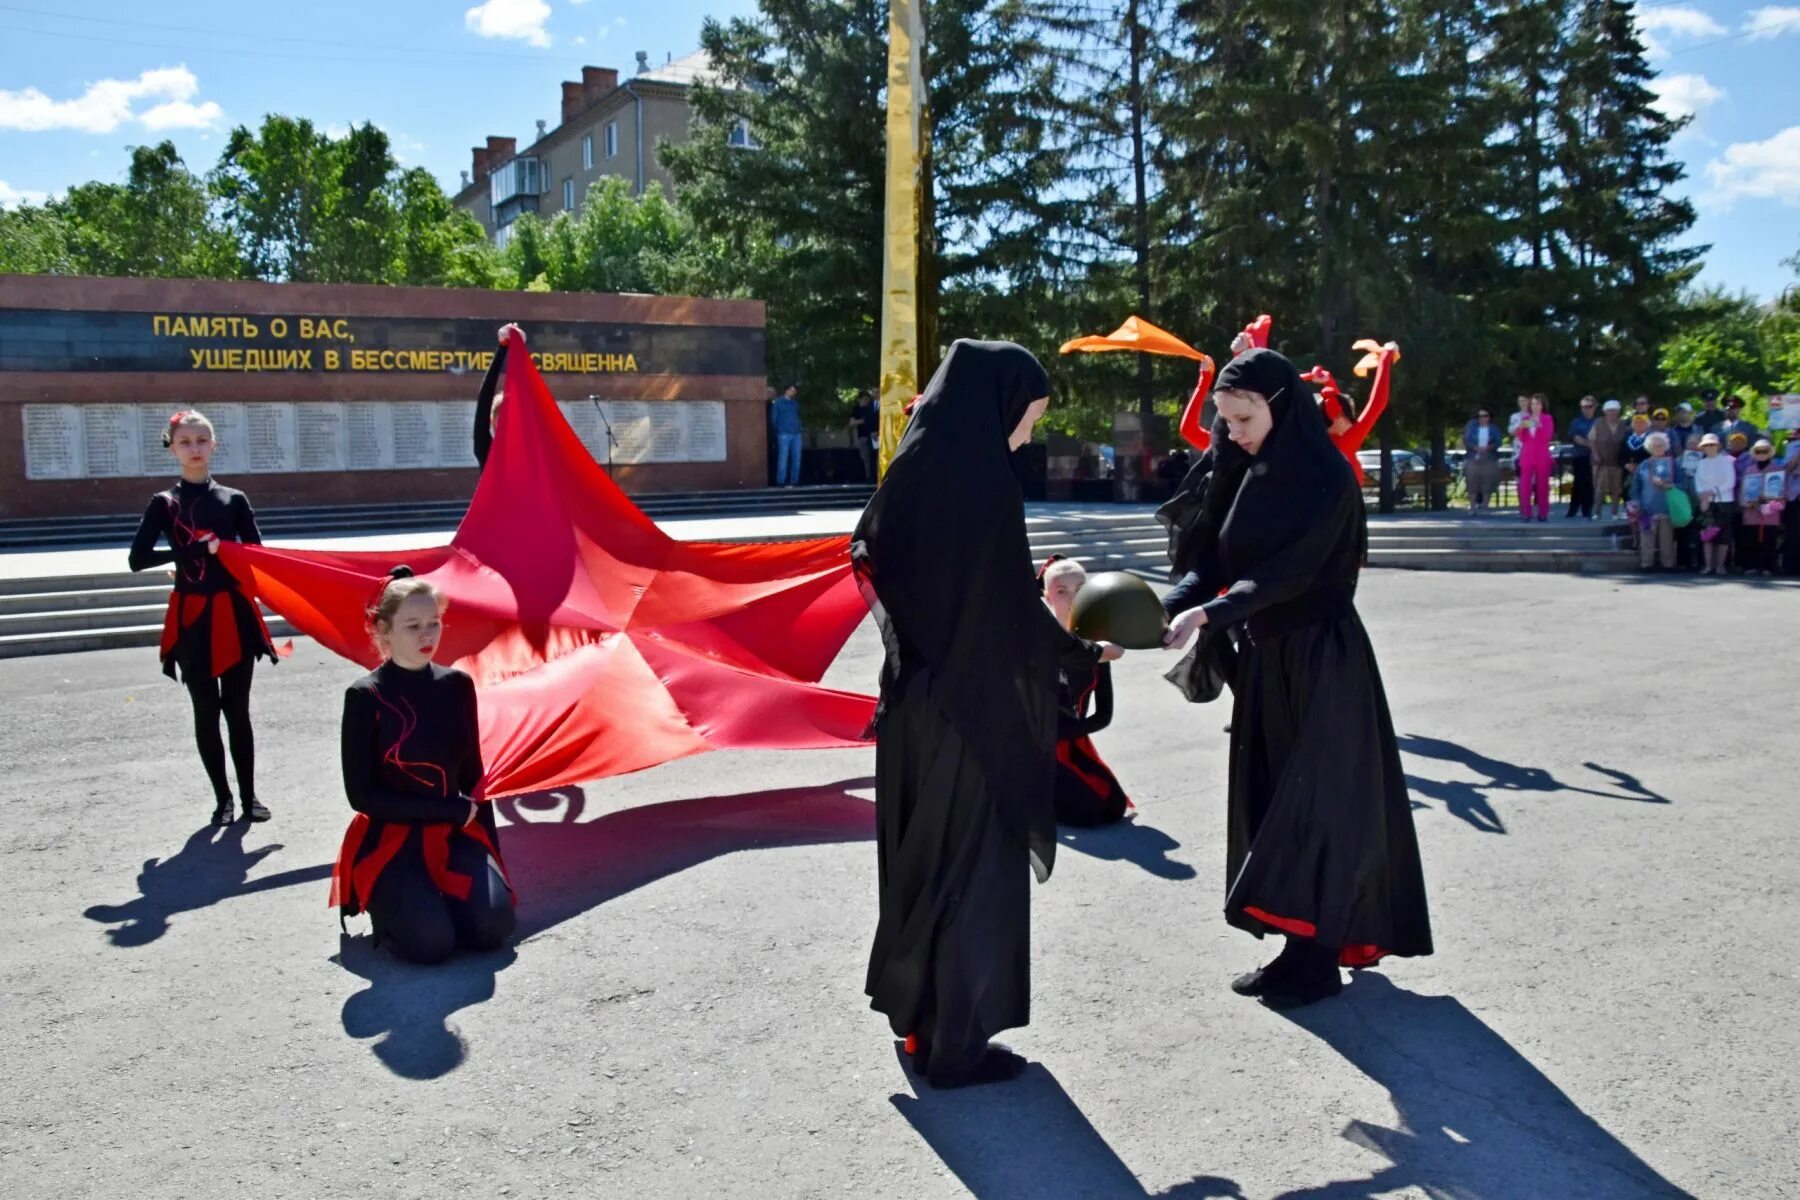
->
xmin=3 ymin=570 xmax=1795 ymax=1199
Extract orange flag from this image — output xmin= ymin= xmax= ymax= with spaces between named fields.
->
xmin=1060 ymin=315 xmax=1209 ymax=362
xmin=1352 ymin=339 xmax=1401 ymax=378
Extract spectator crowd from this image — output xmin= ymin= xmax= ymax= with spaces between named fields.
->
xmin=1465 ymin=390 xmax=1799 ymax=576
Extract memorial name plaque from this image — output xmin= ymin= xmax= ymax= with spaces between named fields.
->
xmin=345 ymin=403 xmax=395 ymax=471
xmin=81 ymin=404 xmax=142 ymax=478
xmin=439 ymin=400 xmax=478 ymax=468
xmin=391 ymin=402 xmax=440 ymax=469
xmin=686 ymin=401 xmax=727 ymax=463
xmin=22 ymin=397 xmax=734 ymax=479
xmin=649 ymin=405 xmax=688 ymax=462
xmin=244 ymin=404 xmax=299 ymax=474
xmin=296 ymin=403 xmax=347 ymax=472
xmin=23 ymin=405 xmax=82 ymax=480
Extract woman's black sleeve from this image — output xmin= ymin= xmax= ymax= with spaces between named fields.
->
xmin=340 ymin=686 xmax=470 ymax=824
xmin=472 ymin=345 xmax=507 ymax=468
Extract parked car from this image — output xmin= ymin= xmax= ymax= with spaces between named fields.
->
xmin=1356 ymin=449 xmax=1429 ymax=505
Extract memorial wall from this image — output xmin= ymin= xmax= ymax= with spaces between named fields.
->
xmin=0 ymin=276 xmax=767 ymax=519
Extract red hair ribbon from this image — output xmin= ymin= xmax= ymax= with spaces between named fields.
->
xmin=167 ymin=410 xmax=191 ymax=428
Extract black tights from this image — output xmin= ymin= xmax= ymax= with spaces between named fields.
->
xmin=366 ymin=836 xmax=514 ymax=965
xmin=184 ymin=658 xmax=255 ymax=803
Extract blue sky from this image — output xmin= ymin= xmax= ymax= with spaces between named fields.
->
xmin=1 ymin=1 xmax=1796 ymax=299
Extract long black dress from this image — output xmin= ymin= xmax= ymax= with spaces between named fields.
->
xmin=853 ymin=340 xmax=1100 ymax=1083
xmin=334 ymin=661 xmax=515 ymax=964
xmin=1173 ymin=349 xmax=1431 ymax=967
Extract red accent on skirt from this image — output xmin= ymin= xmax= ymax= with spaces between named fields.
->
xmin=1240 ymin=905 xmax=1388 ymax=968
xmin=330 ymin=810 xmax=514 ymax=911
xmin=158 ymin=589 xmax=273 ymax=678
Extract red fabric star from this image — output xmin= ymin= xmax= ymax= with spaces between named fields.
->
xmin=220 ymin=330 xmax=874 ymax=799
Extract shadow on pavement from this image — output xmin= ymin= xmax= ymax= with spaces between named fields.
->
xmin=1399 ymin=734 xmax=1671 ymax=835
xmin=1058 ymin=816 xmax=1199 ymax=881
xmin=893 ymin=1050 xmax=1244 ymax=1199
xmin=328 ymin=775 xmax=876 ymax=1079
xmin=495 ymin=775 xmax=876 ymax=940
xmin=334 ymin=931 xmax=517 ymax=1080
xmin=1271 ymin=973 xmax=1695 ymax=1199
xmin=82 ymin=823 xmax=332 ymax=948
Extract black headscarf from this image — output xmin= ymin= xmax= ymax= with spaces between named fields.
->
xmin=1204 ymin=348 xmax=1351 ymax=581
xmin=851 ymin=339 xmax=1075 ymax=877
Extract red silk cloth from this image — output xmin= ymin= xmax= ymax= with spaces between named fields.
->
xmin=220 ymin=330 xmax=874 ymax=799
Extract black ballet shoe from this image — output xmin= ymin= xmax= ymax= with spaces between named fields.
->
xmin=1259 ymin=968 xmax=1344 ymax=1011
xmin=211 ymin=797 xmax=234 ymax=827
xmin=241 ymin=797 xmax=271 ymax=822
xmin=926 ymin=1044 xmax=1029 ymax=1090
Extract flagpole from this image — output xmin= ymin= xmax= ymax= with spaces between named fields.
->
xmin=878 ymin=0 xmax=930 ymax=479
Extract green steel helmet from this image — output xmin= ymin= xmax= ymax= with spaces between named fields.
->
xmin=1070 ymin=571 xmax=1168 ymax=649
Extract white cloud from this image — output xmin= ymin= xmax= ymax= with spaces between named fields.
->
xmin=1649 ymin=72 xmax=1724 ymax=121
xmin=0 ymin=66 xmax=220 ymax=134
xmin=465 ymin=0 xmax=552 ymax=48
xmin=573 ymin=35 xmax=587 ymax=46
xmin=1744 ymin=6 xmax=1800 ymax=38
xmin=139 ymin=99 xmax=224 ymax=130
xmin=1704 ymin=126 xmax=1800 ymax=206
xmin=1637 ymin=5 xmax=1726 ymax=38
xmin=0 ymin=180 xmax=50 ymax=208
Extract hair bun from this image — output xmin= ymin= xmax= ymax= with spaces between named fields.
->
xmin=388 ymin=565 xmax=414 ymax=580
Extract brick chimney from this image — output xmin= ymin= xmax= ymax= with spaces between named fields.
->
xmin=471 ymin=146 xmax=490 ymax=180
xmin=562 ymin=81 xmax=585 ymax=124
xmin=486 ymin=136 xmax=517 ymax=165
xmin=581 ymin=66 xmax=619 ymax=106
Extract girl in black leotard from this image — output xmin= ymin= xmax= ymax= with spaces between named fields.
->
xmin=128 ymin=411 xmax=278 ymax=826
xmin=332 ymin=569 xmax=514 ymax=964
xmin=1039 ymin=556 xmax=1131 ymax=826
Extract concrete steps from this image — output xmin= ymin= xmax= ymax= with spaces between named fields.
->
xmin=0 ymin=484 xmax=877 ymax=551
xmin=0 ymin=504 xmax=1637 ymax=659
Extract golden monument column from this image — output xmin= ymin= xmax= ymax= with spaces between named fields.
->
xmin=878 ymin=0 xmax=931 ymax=477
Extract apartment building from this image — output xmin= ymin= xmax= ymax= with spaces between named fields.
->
xmin=451 ymin=51 xmax=749 ymax=247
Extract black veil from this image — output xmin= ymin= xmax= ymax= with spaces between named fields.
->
xmin=851 ymin=339 xmax=1076 ymax=877
xmin=1206 ymin=348 xmax=1352 ymax=581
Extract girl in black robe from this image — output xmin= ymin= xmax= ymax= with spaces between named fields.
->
xmin=128 ymin=410 xmax=279 ymax=826
xmin=853 ymin=340 xmax=1119 ymax=1088
xmin=1164 ymin=348 xmax=1431 ymax=1009
xmin=332 ymin=569 xmax=515 ymax=964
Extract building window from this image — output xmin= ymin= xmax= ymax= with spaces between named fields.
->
xmin=495 ymin=223 xmax=514 ymax=251
xmin=582 ymin=134 xmax=593 ymax=170
xmin=563 ymin=178 xmax=575 ymax=210
xmin=728 ymin=119 xmax=759 ymax=150
xmin=605 ymin=121 xmax=618 ymax=159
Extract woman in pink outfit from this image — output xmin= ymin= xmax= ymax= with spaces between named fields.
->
xmin=1514 ymin=394 xmax=1556 ymax=522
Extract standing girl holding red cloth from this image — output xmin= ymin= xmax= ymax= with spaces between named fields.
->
xmin=128 ymin=411 xmax=280 ymax=826
xmin=1514 ymin=394 xmax=1556 ymax=522
xmin=333 ymin=569 xmax=515 ymax=964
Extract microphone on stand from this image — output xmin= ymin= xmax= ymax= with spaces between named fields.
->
xmin=587 ymin=394 xmax=616 ymax=478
